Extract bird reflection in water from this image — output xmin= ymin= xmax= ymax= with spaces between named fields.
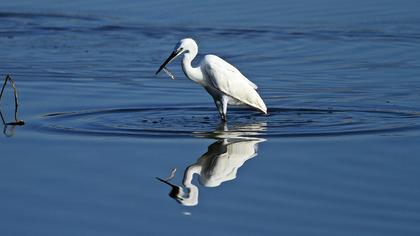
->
xmin=157 ymin=122 xmax=266 ymax=206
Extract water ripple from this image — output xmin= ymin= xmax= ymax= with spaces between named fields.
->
xmin=0 ymin=11 xmax=99 ymax=21
xmin=35 ymin=106 xmax=420 ymax=139
xmin=1 ymin=11 xmax=419 ymax=43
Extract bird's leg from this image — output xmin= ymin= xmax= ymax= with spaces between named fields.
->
xmin=221 ymin=96 xmax=228 ymax=122
xmin=214 ymin=99 xmax=225 ymax=121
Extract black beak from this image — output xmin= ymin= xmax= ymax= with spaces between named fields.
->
xmin=156 ymin=177 xmax=178 ymax=188
xmin=155 ymin=50 xmax=179 ymax=75
xmin=156 ymin=177 xmax=184 ymax=200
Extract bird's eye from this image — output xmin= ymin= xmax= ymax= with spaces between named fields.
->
xmin=174 ymin=42 xmax=181 ymax=51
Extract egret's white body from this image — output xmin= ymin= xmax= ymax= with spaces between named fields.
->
xmin=156 ymin=38 xmax=267 ymax=121
xmin=158 ymin=135 xmax=265 ymax=206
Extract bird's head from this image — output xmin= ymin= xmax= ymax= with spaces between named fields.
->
xmin=155 ymin=38 xmax=197 ymax=75
xmin=156 ymin=177 xmax=198 ymax=206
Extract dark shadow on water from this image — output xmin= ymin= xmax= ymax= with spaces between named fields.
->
xmin=157 ymin=122 xmax=266 ymax=206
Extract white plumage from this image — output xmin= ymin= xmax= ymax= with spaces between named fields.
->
xmin=156 ymin=38 xmax=267 ymax=121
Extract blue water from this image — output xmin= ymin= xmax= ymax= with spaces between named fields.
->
xmin=1 ymin=1 xmax=420 ymax=235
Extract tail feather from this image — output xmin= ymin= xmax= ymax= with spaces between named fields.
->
xmin=237 ymin=90 xmax=267 ymax=114
xmin=254 ymin=96 xmax=267 ymax=114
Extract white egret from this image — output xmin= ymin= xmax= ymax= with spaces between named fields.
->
xmin=155 ymin=38 xmax=267 ymax=121
xmin=157 ymin=136 xmax=265 ymax=206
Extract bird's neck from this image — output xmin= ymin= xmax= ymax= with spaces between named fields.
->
xmin=182 ymin=51 xmax=204 ymax=85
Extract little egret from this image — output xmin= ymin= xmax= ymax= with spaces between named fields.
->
xmin=155 ymin=38 xmax=267 ymax=121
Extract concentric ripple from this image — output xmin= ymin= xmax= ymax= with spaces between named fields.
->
xmin=36 ymin=106 xmax=420 ymax=138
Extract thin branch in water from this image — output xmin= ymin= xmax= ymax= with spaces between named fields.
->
xmin=1 ymin=109 xmax=17 ymax=137
xmin=0 ymin=75 xmax=8 ymax=100
xmin=0 ymin=109 xmax=6 ymax=126
xmin=0 ymin=74 xmax=24 ymax=126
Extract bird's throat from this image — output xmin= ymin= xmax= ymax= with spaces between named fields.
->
xmin=182 ymin=53 xmax=204 ymax=85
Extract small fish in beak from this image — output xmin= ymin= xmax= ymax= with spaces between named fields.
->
xmin=155 ymin=49 xmax=182 ymax=75
xmin=162 ymin=67 xmax=176 ymax=80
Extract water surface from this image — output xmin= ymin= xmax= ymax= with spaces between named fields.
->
xmin=1 ymin=1 xmax=420 ymax=235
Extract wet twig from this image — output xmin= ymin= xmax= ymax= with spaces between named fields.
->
xmin=1 ymin=111 xmax=16 ymax=137
xmin=0 ymin=109 xmax=6 ymax=126
xmin=0 ymin=74 xmax=25 ymax=126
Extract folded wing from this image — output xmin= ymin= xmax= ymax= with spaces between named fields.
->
xmin=202 ymin=55 xmax=267 ymax=114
